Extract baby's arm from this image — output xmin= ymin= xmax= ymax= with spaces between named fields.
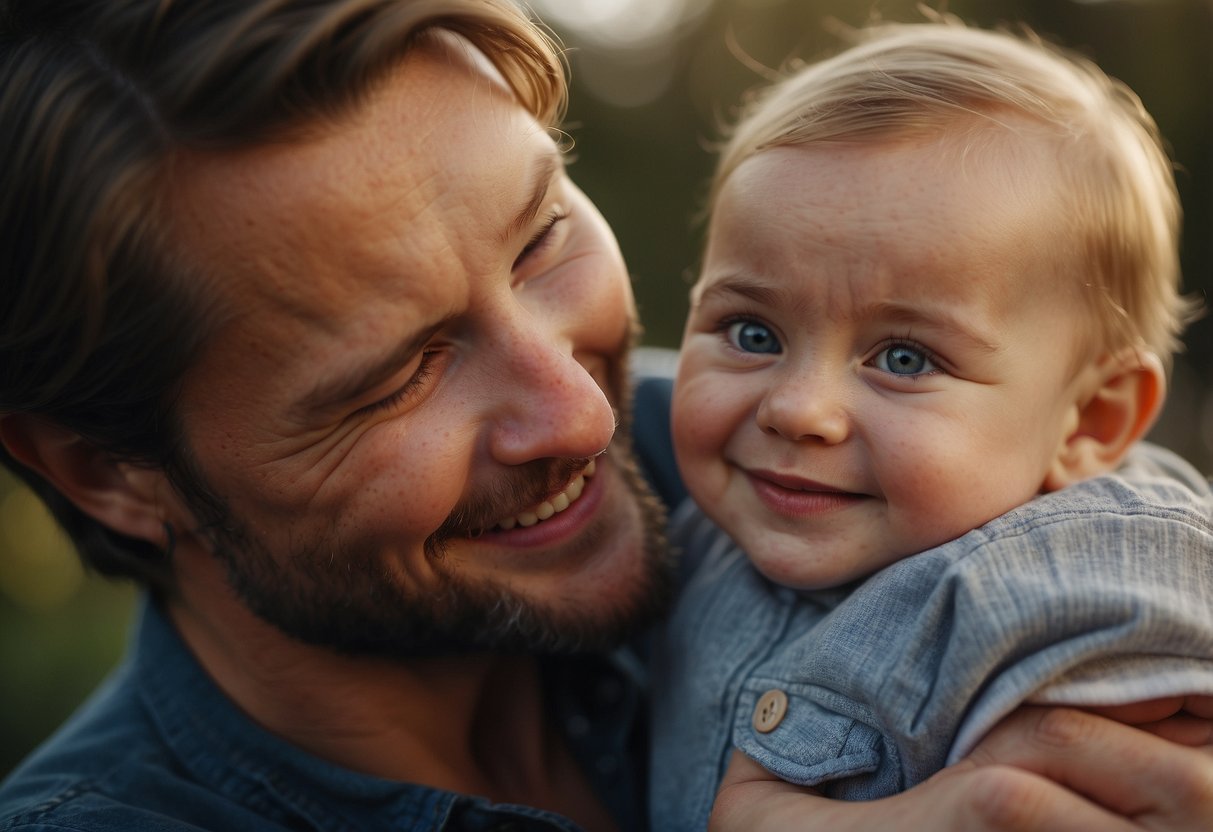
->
xmin=710 ymin=704 xmax=1213 ymax=831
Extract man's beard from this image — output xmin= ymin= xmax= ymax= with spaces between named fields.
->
xmin=165 ymin=409 xmax=673 ymax=658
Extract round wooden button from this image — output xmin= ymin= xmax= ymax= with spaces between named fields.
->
xmin=752 ymin=689 xmax=788 ymax=733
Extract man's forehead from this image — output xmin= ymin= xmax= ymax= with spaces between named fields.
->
xmin=170 ymin=38 xmax=522 ymax=214
xmin=164 ymin=43 xmax=550 ymax=320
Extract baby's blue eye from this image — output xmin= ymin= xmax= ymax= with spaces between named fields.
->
xmin=875 ymin=344 xmax=935 ymax=375
xmin=727 ymin=320 xmax=782 ymax=354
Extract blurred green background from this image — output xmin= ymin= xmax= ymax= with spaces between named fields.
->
xmin=2 ymin=0 xmax=1210 ymax=778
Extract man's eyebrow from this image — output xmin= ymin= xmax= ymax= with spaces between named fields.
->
xmin=504 ymin=150 xmax=561 ymax=241
xmin=294 ymin=321 xmax=448 ymax=416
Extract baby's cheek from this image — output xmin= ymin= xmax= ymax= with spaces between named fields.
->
xmin=672 ymin=403 xmax=722 ymax=468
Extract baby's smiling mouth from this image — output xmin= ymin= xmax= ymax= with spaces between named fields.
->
xmin=743 ymin=467 xmax=868 ymax=518
xmin=488 ymin=458 xmax=598 ymax=532
xmin=747 ymin=468 xmax=852 ymax=495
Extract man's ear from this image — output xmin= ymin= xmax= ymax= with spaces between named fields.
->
xmin=0 ymin=413 xmax=175 ymax=548
xmin=1043 ymin=349 xmax=1166 ymax=492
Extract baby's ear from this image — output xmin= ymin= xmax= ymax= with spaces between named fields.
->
xmin=0 ymin=413 xmax=178 ymax=548
xmin=1043 ymin=349 xmax=1166 ymax=492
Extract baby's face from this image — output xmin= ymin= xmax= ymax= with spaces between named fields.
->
xmin=674 ymin=136 xmax=1091 ymax=590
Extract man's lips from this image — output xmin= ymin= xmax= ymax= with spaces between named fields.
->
xmin=744 ymin=468 xmax=866 ymax=517
xmin=493 ymin=457 xmax=598 ymax=531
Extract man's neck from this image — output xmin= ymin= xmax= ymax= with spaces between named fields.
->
xmin=165 ymin=552 xmax=617 ymax=830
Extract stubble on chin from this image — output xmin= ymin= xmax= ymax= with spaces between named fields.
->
xmin=166 ymin=422 xmax=673 ymax=658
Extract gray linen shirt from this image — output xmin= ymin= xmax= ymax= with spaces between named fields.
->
xmin=650 ymin=444 xmax=1213 ymax=831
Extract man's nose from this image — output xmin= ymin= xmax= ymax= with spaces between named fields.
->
xmin=486 ymin=316 xmax=618 ymax=465
xmin=755 ymin=366 xmax=850 ymax=445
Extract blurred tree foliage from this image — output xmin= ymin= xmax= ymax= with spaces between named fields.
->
xmin=0 ymin=471 xmax=136 ymax=776
xmin=1 ymin=0 xmax=1209 ymax=779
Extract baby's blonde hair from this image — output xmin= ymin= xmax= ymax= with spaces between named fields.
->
xmin=713 ymin=18 xmax=1198 ymax=363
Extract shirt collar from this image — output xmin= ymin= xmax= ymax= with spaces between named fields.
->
xmin=131 ymin=596 xmax=647 ymax=830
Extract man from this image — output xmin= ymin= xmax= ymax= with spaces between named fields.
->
xmin=0 ymin=2 xmax=1210 ymax=830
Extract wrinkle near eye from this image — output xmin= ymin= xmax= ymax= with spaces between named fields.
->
xmin=246 ymin=413 xmax=395 ymax=509
xmin=503 ymin=152 xmax=562 ymax=243
xmin=295 ymin=320 xmax=450 ymax=420
xmin=512 ymin=205 xmax=569 ymax=275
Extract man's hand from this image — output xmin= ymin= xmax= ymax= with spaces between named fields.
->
xmin=709 ymin=706 xmax=1213 ymax=831
xmin=965 ymin=705 xmax=1213 ymax=827
xmin=1084 ymin=695 xmax=1213 ymax=746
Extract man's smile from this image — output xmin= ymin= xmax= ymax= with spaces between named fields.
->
xmin=491 ymin=457 xmax=598 ymax=531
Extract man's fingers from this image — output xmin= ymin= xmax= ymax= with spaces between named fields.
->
xmin=918 ymin=761 xmax=1137 ymax=831
xmin=968 ymin=706 xmax=1213 ymax=825
xmin=1182 ymin=695 xmax=1213 ymax=720
xmin=1087 ymin=696 xmax=1213 ymax=733
xmin=1136 ymin=714 xmax=1213 ymax=747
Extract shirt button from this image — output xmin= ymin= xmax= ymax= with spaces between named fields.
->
xmin=753 ymin=689 xmax=788 ymax=733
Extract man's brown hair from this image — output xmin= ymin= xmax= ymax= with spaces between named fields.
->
xmin=0 ymin=0 xmax=565 ymax=585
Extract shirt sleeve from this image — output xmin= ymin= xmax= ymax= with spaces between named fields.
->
xmin=731 ymin=445 xmax=1213 ymax=796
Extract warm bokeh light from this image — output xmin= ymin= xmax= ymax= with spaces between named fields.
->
xmin=530 ymin=0 xmax=709 ymax=48
xmin=0 ymin=472 xmax=136 ymax=776
xmin=529 ymin=0 xmax=713 ymax=107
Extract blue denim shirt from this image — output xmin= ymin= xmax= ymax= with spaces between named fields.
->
xmin=651 ymin=444 xmax=1213 ymax=832
xmin=0 ymin=598 xmax=649 ymax=832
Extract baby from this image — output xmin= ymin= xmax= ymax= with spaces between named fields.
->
xmin=651 ymin=18 xmax=1213 ymax=831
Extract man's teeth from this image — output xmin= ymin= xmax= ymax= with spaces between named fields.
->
xmin=495 ymin=459 xmax=597 ymax=532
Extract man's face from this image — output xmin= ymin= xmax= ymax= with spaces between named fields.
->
xmin=674 ymin=135 xmax=1091 ymax=590
xmin=164 ymin=42 xmax=669 ymax=654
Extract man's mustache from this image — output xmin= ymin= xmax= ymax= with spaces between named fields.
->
xmin=425 ymin=455 xmax=596 ymax=557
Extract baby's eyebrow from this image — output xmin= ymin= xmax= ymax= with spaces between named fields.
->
xmin=862 ymin=300 xmax=1002 ymax=354
xmin=693 ymin=275 xmax=781 ymax=309
xmin=695 ymin=276 xmax=1003 ymax=355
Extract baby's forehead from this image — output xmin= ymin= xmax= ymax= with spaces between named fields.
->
xmin=793 ymin=122 xmax=1069 ymax=233
xmin=755 ymin=115 xmax=1067 ymax=197
xmin=701 ymin=126 xmax=1090 ymax=323
xmin=725 ymin=125 xmax=1071 ymax=244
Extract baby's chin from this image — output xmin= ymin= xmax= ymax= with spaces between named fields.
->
xmin=731 ymin=531 xmax=905 ymax=592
